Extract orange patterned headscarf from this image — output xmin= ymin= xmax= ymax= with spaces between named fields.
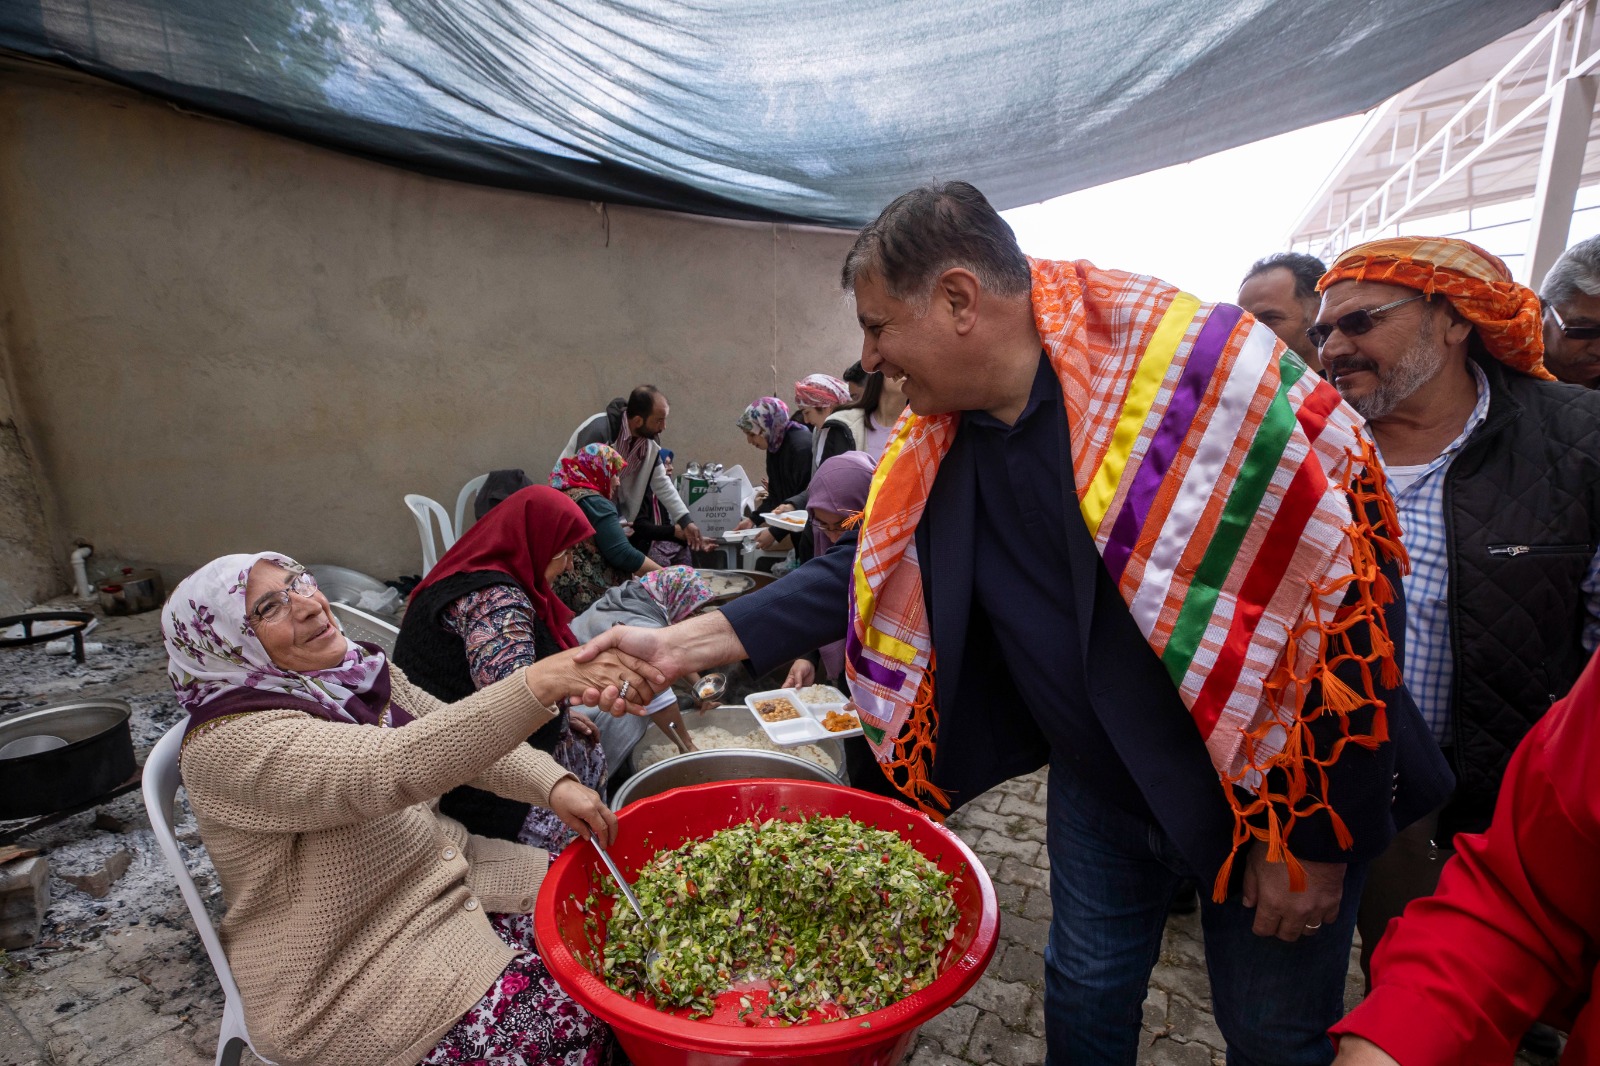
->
xmin=1318 ymin=236 xmax=1553 ymax=380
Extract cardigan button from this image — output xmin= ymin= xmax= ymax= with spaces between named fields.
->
xmin=463 ymin=898 xmax=479 ymax=911
xmin=441 ymin=847 xmax=458 ymax=861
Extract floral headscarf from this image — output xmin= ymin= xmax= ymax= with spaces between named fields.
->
xmin=550 ymin=443 xmax=626 ymax=499
xmin=637 ymin=566 xmax=714 ymax=624
xmin=163 ymin=552 xmax=394 ymax=727
xmin=736 ymin=396 xmax=802 ymax=452
xmin=793 ymin=373 xmax=852 ymax=409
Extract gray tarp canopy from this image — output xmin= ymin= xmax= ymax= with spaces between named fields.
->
xmin=0 ymin=1 xmax=1560 ymax=227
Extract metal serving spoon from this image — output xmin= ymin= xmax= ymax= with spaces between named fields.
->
xmin=590 ymin=838 xmax=663 ymax=975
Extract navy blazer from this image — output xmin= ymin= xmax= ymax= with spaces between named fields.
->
xmin=723 ymin=441 xmax=1453 ymax=882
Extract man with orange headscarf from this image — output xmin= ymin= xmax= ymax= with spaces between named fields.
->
xmin=1311 ymin=237 xmax=1600 ymax=999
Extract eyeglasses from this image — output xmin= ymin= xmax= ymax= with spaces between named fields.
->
xmin=1305 ymin=294 xmax=1426 ymax=350
xmin=248 ymin=571 xmax=320 ymax=627
xmin=1546 ymin=302 xmax=1600 ymax=340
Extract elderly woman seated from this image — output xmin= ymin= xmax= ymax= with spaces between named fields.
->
xmin=165 ymin=551 xmax=660 ymax=1066
xmin=571 ymin=565 xmax=716 ymax=770
xmin=549 ymin=443 xmax=661 ymax=614
xmin=394 ymin=486 xmax=610 ymax=851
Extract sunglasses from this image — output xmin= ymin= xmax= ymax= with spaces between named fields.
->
xmin=1547 ymin=303 xmax=1600 ymax=340
xmin=1305 ymin=293 xmax=1426 ymax=350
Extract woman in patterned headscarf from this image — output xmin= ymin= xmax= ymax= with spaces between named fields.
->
xmin=164 ymin=550 xmax=655 ymax=1066
xmin=570 ymin=565 xmax=717 ymax=767
xmin=547 ymin=443 xmax=661 ymax=614
xmin=731 ymin=396 xmax=814 ymax=538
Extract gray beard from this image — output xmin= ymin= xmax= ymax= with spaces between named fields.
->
xmin=1345 ymin=331 xmax=1448 ymax=421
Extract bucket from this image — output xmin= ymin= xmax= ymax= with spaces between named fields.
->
xmin=98 ymin=568 xmax=165 ymax=614
xmin=535 ymin=779 xmax=999 ymax=1066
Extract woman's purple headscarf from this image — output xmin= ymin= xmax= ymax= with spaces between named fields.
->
xmin=807 ymin=452 xmax=876 ymax=517
xmin=807 ymin=452 xmax=876 ymax=681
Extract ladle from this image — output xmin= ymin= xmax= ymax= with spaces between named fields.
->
xmin=590 ymin=838 xmax=662 ymax=974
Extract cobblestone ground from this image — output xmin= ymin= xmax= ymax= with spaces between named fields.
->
xmin=917 ymin=769 xmax=1236 ymax=1066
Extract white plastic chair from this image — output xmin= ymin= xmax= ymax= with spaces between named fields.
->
xmin=403 ymin=493 xmax=455 ymax=575
xmin=453 ymin=473 xmax=488 ymax=543
xmin=143 ymin=723 xmax=273 ymax=1066
xmin=329 ymin=601 xmax=401 ymax=655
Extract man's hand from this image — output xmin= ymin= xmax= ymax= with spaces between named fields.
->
xmin=1331 ymin=1037 xmax=1400 ymax=1066
xmin=548 ymin=777 xmax=618 ymax=848
xmin=754 ymin=529 xmax=779 ymax=551
xmin=771 ymin=503 xmax=795 ymax=515
xmin=733 ymin=517 xmax=755 ymax=532
xmin=525 ymin=647 xmax=665 ymax=718
xmin=573 ymin=613 xmax=747 ymax=706
xmin=1242 ymin=844 xmax=1345 ymax=942
xmin=784 ymin=658 xmax=816 ymax=689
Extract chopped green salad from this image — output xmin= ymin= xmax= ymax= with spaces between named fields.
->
xmin=585 ymin=815 xmax=959 ymax=1022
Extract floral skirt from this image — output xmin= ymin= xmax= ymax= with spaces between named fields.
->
xmin=518 ymin=724 xmax=608 ymax=856
xmin=420 ymin=912 xmax=617 ymax=1066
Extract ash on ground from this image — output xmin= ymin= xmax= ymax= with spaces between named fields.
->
xmin=1 ymin=604 xmax=214 ymax=956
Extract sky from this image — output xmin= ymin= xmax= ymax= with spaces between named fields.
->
xmin=1002 ymin=114 xmax=1371 ymax=304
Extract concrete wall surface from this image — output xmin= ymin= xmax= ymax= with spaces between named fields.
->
xmin=0 ymin=65 xmax=863 ymax=586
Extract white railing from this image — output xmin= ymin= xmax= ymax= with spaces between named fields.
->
xmin=1295 ymin=0 xmax=1599 ymax=260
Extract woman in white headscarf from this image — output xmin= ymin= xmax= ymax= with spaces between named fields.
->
xmin=164 ymin=551 xmax=658 ymax=1066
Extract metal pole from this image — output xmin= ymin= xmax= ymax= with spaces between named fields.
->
xmin=1524 ymin=73 xmax=1599 ymax=287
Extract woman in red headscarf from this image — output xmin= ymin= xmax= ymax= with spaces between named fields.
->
xmin=393 ymin=486 xmax=609 ymax=850
xmin=548 ymin=443 xmax=662 ymax=614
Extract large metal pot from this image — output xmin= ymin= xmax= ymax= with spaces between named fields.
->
xmin=612 ymin=748 xmax=839 ymax=809
xmin=0 ymin=699 xmax=137 ymax=818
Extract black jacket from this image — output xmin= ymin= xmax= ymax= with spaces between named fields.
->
xmin=752 ymin=424 xmax=814 ymax=519
xmin=1438 ymin=354 xmax=1600 ymax=835
xmin=723 ymin=467 xmax=1453 ymax=885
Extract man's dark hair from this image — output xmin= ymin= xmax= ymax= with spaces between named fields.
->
xmin=841 ymin=361 xmax=868 ymax=385
xmin=1241 ymin=252 xmax=1328 ymax=300
xmin=842 ymin=182 xmax=1031 ymax=301
xmin=626 ymin=385 xmax=663 ymax=422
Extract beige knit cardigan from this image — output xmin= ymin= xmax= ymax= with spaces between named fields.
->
xmin=179 ymin=666 xmax=576 ymax=1066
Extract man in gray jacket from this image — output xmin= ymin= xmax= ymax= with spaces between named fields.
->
xmin=561 ymin=385 xmax=709 ymax=551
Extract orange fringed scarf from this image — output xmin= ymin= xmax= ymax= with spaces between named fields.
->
xmin=846 ymin=258 xmax=1408 ymax=895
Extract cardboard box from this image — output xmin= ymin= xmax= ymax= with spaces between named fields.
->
xmin=681 ymin=465 xmax=751 ymax=540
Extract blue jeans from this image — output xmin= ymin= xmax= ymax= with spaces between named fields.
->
xmin=1042 ymin=763 xmax=1366 ymax=1066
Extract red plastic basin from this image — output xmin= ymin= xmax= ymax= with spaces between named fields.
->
xmin=535 ymin=779 xmax=999 ymax=1066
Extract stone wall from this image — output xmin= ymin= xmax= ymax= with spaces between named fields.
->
xmin=0 ymin=62 xmax=862 ymax=585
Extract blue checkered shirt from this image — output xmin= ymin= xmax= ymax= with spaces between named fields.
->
xmin=1381 ymin=361 xmax=1600 ymax=743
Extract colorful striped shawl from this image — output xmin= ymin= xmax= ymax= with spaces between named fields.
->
xmin=846 ymin=258 xmax=1400 ymax=888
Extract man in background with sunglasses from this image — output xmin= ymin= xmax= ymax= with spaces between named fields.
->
xmin=1312 ymin=237 xmax=1600 ymax=1029
xmin=1539 ymin=233 xmax=1600 ymax=389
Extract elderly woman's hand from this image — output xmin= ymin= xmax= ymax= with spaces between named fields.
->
xmin=548 ymin=778 xmax=618 ymax=848
xmin=523 ymin=647 xmax=665 ymax=718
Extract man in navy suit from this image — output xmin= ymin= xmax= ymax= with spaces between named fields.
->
xmin=580 ymin=182 xmax=1451 ymax=1066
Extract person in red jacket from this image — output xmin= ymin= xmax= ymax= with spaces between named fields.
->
xmin=1329 ymin=649 xmax=1600 ymax=1065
